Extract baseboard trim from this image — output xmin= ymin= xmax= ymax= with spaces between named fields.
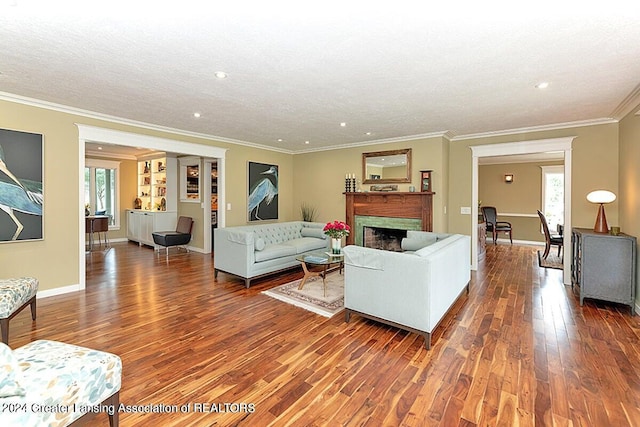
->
xmin=37 ymin=284 xmax=82 ymax=299
xmin=492 ymin=238 xmax=545 ymax=246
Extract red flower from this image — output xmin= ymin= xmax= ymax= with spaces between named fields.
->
xmin=323 ymin=220 xmax=350 ymax=238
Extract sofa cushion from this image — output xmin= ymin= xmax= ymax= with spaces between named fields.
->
xmin=301 ymin=227 xmax=326 ymax=239
xmin=255 ymin=244 xmax=297 ymax=262
xmin=284 ymin=237 xmax=328 ymax=254
xmin=401 ymin=235 xmax=437 ymax=251
xmin=0 ymin=343 xmax=25 ymax=398
xmin=255 ymin=238 xmax=266 ymax=251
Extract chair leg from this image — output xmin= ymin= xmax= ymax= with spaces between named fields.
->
xmin=493 ymin=229 xmax=497 ymax=245
xmin=509 ymin=230 xmax=513 ymax=244
xmin=542 ymin=243 xmax=550 ymax=259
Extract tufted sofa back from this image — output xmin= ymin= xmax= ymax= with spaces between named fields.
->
xmin=253 ymin=223 xmax=304 ymax=246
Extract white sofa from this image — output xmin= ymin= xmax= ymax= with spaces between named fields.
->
xmin=342 ymin=231 xmax=471 ymax=349
xmin=214 ymin=221 xmax=329 ymax=288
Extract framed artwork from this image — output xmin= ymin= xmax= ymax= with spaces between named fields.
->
xmin=247 ymin=161 xmax=278 ymax=222
xmin=0 ymin=128 xmax=44 ymax=242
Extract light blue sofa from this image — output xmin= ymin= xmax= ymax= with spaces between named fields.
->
xmin=343 ymin=231 xmax=471 ymax=349
xmin=214 ymin=221 xmax=329 ymax=288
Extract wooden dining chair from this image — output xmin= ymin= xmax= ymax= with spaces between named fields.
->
xmin=537 ymin=210 xmax=563 ymax=259
xmin=481 ymin=206 xmax=512 ymax=245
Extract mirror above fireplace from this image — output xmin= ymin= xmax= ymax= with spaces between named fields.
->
xmin=362 ymin=148 xmax=411 ymax=184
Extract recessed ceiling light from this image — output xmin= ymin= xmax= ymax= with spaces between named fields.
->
xmin=340 ymin=122 xmax=347 ymax=127
xmin=214 ymin=71 xmax=228 ymax=79
xmin=305 ymin=141 xmax=310 ymax=145
xmin=277 ymin=138 xmax=283 ymax=142
xmin=365 ymin=132 xmax=372 ymax=136
xmin=536 ymin=82 xmax=549 ymax=89
xmin=193 ymin=112 xmax=201 ymax=118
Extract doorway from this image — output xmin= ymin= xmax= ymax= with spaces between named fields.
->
xmin=77 ymin=124 xmax=227 ymax=290
xmin=470 ymin=137 xmax=575 ymax=284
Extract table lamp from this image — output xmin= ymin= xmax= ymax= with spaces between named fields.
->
xmin=586 ymin=190 xmax=616 ymax=233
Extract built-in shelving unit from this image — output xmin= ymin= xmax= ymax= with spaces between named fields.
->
xmin=138 ymin=156 xmax=173 ymax=211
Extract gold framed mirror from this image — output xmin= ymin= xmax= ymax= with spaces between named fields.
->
xmin=362 ymin=148 xmax=412 ymax=184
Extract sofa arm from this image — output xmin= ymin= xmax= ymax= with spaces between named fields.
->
xmin=214 ymin=227 xmax=256 ymax=278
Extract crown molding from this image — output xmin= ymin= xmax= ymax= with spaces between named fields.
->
xmin=611 ymin=82 xmax=640 ymax=119
xmin=85 ymin=149 xmax=137 ymax=160
xmin=0 ymin=91 xmax=294 ymax=155
xmin=294 ymin=131 xmax=452 ymax=154
xmin=452 ymin=118 xmax=618 ymax=141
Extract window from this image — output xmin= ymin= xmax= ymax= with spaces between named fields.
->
xmin=85 ymin=159 xmax=120 ymax=228
xmin=541 ymin=165 xmax=564 ymax=232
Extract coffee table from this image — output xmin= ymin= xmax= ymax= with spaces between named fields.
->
xmin=296 ymin=251 xmax=344 ymax=296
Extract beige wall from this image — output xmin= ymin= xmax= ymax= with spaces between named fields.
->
xmin=479 ymin=161 xmax=563 ymax=242
xmin=0 ymin=99 xmax=294 ymax=292
xmin=0 ymin=94 xmax=631 ymax=296
xmin=292 ymin=136 xmax=448 ymax=232
xmin=619 ymin=104 xmax=640 ymax=310
xmin=449 ymin=123 xmax=620 ymax=238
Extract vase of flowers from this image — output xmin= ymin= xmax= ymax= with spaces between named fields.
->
xmin=323 ymin=220 xmax=350 ymax=254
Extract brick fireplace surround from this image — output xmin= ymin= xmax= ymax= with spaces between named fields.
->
xmin=344 ymin=192 xmax=434 ymax=246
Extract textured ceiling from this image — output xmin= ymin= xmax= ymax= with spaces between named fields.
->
xmin=1 ymin=2 xmax=640 ymax=153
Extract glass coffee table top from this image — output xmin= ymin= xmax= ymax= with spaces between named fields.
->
xmin=296 ymin=251 xmax=344 ymax=265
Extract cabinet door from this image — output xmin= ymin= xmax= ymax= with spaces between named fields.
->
xmin=582 ymin=236 xmax=634 ymax=301
xmin=127 ymin=211 xmax=140 ymax=241
xmin=140 ymin=213 xmax=154 ymax=245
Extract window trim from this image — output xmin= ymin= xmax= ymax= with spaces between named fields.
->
xmin=540 ymin=165 xmax=564 ymax=233
xmin=85 ymin=158 xmax=121 ymax=230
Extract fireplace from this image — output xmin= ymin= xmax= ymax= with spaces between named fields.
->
xmin=344 ymin=192 xmax=433 ymax=246
xmin=363 ymin=226 xmax=407 ymax=252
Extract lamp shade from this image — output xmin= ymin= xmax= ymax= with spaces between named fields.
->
xmin=586 ymin=190 xmax=616 ymax=204
xmin=586 ymin=190 xmax=615 ymax=233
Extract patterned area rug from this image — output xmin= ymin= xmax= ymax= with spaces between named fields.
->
xmin=537 ymin=250 xmax=563 ymax=270
xmin=262 ymin=272 xmax=344 ymax=317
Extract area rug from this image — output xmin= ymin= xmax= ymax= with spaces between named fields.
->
xmin=262 ymin=272 xmax=344 ymax=317
xmin=537 ymin=250 xmax=563 ymax=270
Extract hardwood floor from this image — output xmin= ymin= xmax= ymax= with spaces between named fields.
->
xmin=9 ymin=242 xmax=640 ymax=426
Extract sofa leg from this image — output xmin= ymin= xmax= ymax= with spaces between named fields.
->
xmin=424 ymin=332 xmax=431 ymax=350
xmin=345 ymin=310 xmax=351 ymax=323
xmin=245 ymin=278 xmax=251 ymax=289
xmin=214 ymin=269 xmax=219 ymax=279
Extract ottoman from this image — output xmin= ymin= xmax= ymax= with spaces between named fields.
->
xmin=0 ymin=278 xmax=38 ymax=344
xmin=0 ymin=340 xmax=122 ymax=426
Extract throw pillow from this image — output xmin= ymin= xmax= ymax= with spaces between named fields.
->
xmin=0 ymin=343 xmax=26 ymax=398
xmin=254 ymin=238 xmax=266 ymax=251
xmin=300 ymin=227 xmax=326 ymax=239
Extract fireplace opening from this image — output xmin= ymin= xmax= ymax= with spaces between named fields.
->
xmin=363 ymin=226 xmax=407 ymax=252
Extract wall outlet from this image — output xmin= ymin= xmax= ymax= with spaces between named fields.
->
xmin=460 ymin=206 xmax=471 ymax=214
xmin=227 ymin=203 xmax=232 ymax=211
